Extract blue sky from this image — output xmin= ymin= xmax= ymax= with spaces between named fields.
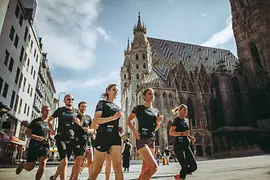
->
xmin=34 ymin=0 xmax=237 ymax=117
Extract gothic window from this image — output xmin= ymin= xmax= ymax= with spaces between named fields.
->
xmin=124 ymin=82 xmax=127 ymax=87
xmin=136 ymin=54 xmax=139 ymax=60
xmin=136 ymin=64 xmax=139 ymax=69
xmin=181 ymin=81 xmax=187 ymax=91
xmin=204 ymin=83 xmax=209 ymax=93
xmin=143 ymin=63 xmax=146 ymax=69
xmin=168 ymin=93 xmax=173 ymax=107
xmin=124 ymin=74 xmax=126 ymax=79
xmin=251 ymin=42 xmax=263 ymax=69
xmin=162 ymin=92 xmax=168 ymax=106
xmin=188 ymin=81 xmax=194 ymax=92
xmin=187 ymin=97 xmax=196 ymax=126
xmin=143 ymin=53 xmax=146 ymax=59
xmin=154 ymin=92 xmax=159 ymax=107
xmin=167 ymin=121 xmax=174 ymax=146
xmin=136 ymin=74 xmax=139 ymax=79
xmin=179 ymin=95 xmax=185 ymax=104
xmin=137 ymin=84 xmax=139 ymax=89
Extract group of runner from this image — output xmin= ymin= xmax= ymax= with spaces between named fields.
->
xmin=15 ymin=83 xmax=197 ymax=180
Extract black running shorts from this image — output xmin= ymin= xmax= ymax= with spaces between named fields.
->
xmin=94 ymin=133 xmax=121 ymax=152
xmin=136 ymin=138 xmax=155 ymax=150
xmin=27 ymin=143 xmax=49 ymax=162
xmin=56 ymin=139 xmax=85 ymax=160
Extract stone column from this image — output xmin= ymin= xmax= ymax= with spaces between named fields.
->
xmin=15 ymin=121 xmax=21 ymax=137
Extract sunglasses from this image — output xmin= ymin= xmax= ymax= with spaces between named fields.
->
xmin=66 ymin=98 xmax=74 ymax=101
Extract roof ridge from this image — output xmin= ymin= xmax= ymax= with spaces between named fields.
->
xmin=147 ymin=37 xmax=232 ymax=52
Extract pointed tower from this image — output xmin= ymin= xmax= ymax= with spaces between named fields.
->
xmin=120 ymin=13 xmax=154 ymax=139
xmin=132 ymin=12 xmax=148 ymax=49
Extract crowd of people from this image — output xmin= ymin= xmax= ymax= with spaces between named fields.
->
xmin=15 ymin=84 xmax=197 ymax=180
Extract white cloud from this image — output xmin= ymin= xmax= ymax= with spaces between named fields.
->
xmin=201 ymin=16 xmax=233 ymax=48
xmin=201 ymin=13 xmax=206 ymax=17
xmin=54 ymin=71 xmax=120 ymax=92
xmin=35 ymin=0 xmax=113 ymax=70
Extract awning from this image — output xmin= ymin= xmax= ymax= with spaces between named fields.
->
xmin=9 ymin=136 xmax=26 ymax=146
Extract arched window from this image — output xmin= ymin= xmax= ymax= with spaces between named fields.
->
xmin=168 ymin=93 xmax=173 ymax=107
xmin=163 ymin=92 xmax=168 ymax=106
xmin=124 ymin=74 xmax=126 ymax=79
xmin=143 ymin=63 xmax=146 ymax=69
xmin=136 ymin=64 xmax=139 ymax=69
xmin=167 ymin=121 xmax=174 ymax=146
xmin=251 ymin=42 xmax=263 ymax=69
xmin=204 ymin=83 xmax=209 ymax=93
xmin=154 ymin=92 xmax=159 ymax=107
xmin=189 ymin=81 xmax=194 ymax=92
xmin=143 ymin=53 xmax=146 ymax=59
xmin=136 ymin=54 xmax=139 ymax=60
xmin=136 ymin=84 xmax=139 ymax=89
xmin=125 ymin=97 xmax=128 ymax=119
xmin=175 ymin=80 xmax=180 ymax=89
xmin=181 ymin=81 xmax=187 ymax=91
xmin=187 ymin=97 xmax=196 ymax=126
xmin=136 ymin=74 xmax=139 ymax=79
xmin=179 ymin=95 xmax=185 ymax=104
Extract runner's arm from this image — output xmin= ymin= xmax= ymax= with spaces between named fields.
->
xmin=91 ymin=111 xmax=119 ymax=127
xmin=169 ymin=126 xmax=184 ymax=137
xmin=25 ymin=128 xmax=40 ymax=140
xmin=47 ymin=116 xmax=55 ymax=131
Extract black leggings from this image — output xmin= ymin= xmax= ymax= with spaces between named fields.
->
xmin=174 ymin=144 xmax=197 ymax=179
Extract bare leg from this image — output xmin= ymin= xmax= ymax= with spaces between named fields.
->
xmin=138 ymin=160 xmax=148 ymax=180
xmin=105 ymin=154 xmax=112 ymax=180
xmin=110 ymin=146 xmax=124 ymax=180
xmin=86 ymin=151 xmax=93 ymax=178
xmin=89 ymin=149 xmax=107 ymax=180
xmin=22 ymin=162 xmax=35 ymax=171
xmin=36 ymin=156 xmax=48 ymax=180
xmin=138 ymin=146 xmax=157 ymax=180
xmin=69 ymin=156 xmax=84 ymax=180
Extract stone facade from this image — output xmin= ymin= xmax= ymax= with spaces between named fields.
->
xmin=120 ymin=13 xmax=238 ymax=156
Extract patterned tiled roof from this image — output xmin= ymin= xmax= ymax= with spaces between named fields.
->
xmin=146 ymin=37 xmax=238 ymax=81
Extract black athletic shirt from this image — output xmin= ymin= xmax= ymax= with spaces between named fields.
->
xmin=172 ymin=117 xmax=190 ymax=146
xmin=95 ymin=100 xmax=120 ymax=135
xmin=132 ymin=105 xmax=159 ymax=139
xmin=28 ymin=117 xmax=50 ymax=147
xmin=52 ymin=107 xmax=79 ymax=140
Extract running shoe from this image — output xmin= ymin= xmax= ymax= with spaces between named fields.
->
xmin=174 ymin=174 xmax=180 ymax=180
xmin=15 ymin=162 xmax=24 ymax=175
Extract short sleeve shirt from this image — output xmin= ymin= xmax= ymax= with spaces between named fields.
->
xmin=28 ymin=117 xmax=50 ymax=147
xmin=172 ymin=117 xmax=190 ymax=145
xmin=132 ymin=105 xmax=159 ymax=139
xmin=75 ymin=113 xmax=92 ymax=137
xmin=95 ymin=100 xmax=120 ymax=134
xmin=52 ymin=107 xmax=79 ymax=140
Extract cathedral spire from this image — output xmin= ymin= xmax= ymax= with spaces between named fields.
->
xmin=124 ymin=37 xmax=131 ymax=55
xmin=137 ymin=12 xmax=142 ymax=28
xmin=133 ymin=12 xmax=147 ymax=35
xmin=127 ymin=37 xmax=131 ymax=52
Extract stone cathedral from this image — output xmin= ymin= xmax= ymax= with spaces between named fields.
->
xmin=121 ymin=0 xmax=270 ymax=157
